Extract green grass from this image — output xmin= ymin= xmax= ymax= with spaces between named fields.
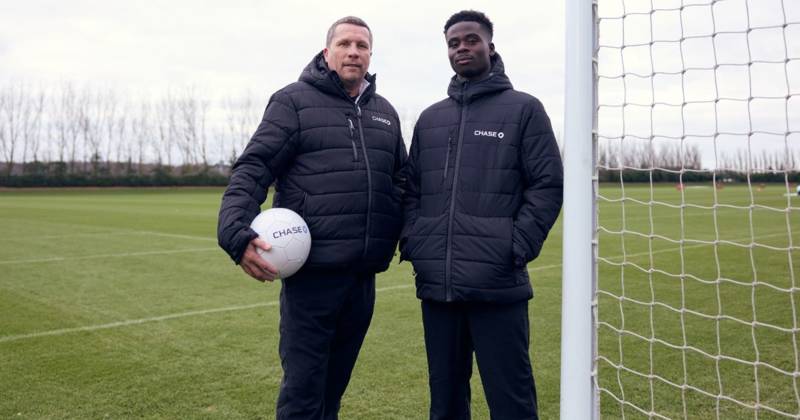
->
xmin=597 ymin=183 xmax=800 ymax=419
xmin=0 ymin=184 xmax=797 ymax=419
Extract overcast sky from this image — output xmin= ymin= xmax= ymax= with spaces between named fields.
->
xmin=1 ymin=0 xmax=797 ymax=169
xmin=0 ymin=0 xmax=565 ymax=127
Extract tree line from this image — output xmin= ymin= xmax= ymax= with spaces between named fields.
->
xmin=1 ymin=83 xmax=796 ymax=187
xmin=0 ymin=83 xmax=261 ymax=186
xmin=598 ymin=142 xmax=800 ymax=183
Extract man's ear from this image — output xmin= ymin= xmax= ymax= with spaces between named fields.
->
xmin=489 ymin=42 xmax=496 ymax=56
xmin=323 ymin=48 xmax=330 ymax=62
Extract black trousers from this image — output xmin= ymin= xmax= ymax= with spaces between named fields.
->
xmin=421 ymin=300 xmax=539 ymax=420
xmin=275 ymin=268 xmax=375 ymax=420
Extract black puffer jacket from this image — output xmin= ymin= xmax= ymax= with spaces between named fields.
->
xmin=400 ymin=54 xmax=563 ymax=303
xmin=218 ymin=51 xmax=406 ymax=273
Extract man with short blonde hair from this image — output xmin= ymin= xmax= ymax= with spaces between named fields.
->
xmin=325 ymin=16 xmax=373 ymax=48
xmin=218 ymin=16 xmax=405 ymax=419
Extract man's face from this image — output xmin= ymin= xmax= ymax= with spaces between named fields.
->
xmin=323 ymin=23 xmax=372 ymax=88
xmin=445 ymin=21 xmax=495 ymax=81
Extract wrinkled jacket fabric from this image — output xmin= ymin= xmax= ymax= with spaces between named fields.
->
xmin=400 ymin=54 xmax=563 ymax=303
xmin=218 ymin=51 xmax=406 ymax=273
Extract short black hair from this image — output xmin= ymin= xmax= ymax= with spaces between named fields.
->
xmin=444 ymin=10 xmax=493 ymax=39
xmin=326 ymin=16 xmax=373 ymax=48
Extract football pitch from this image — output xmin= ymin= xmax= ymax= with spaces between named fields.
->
xmin=0 ymin=184 xmax=797 ymax=419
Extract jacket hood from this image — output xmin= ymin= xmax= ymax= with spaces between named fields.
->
xmin=447 ymin=53 xmax=513 ymax=104
xmin=299 ymin=51 xmax=377 ymax=103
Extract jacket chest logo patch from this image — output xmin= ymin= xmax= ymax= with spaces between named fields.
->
xmin=371 ymin=115 xmax=391 ymax=126
xmin=474 ymin=129 xmax=504 ymax=140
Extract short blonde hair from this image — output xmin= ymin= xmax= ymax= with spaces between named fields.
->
xmin=326 ymin=16 xmax=373 ymax=48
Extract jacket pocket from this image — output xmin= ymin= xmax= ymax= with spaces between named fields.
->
xmin=347 ymin=117 xmax=358 ymax=163
xmin=401 ymin=215 xmax=437 ymax=262
xmin=511 ymin=221 xmax=531 ymax=268
xmin=442 ymin=127 xmax=456 ymax=181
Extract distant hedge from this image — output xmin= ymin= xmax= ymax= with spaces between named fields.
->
xmin=0 ymin=173 xmax=229 ymax=188
xmin=2 ymin=169 xmax=797 ymax=188
xmin=598 ymin=169 xmax=800 ymax=184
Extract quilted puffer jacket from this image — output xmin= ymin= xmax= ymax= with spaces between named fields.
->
xmin=218 ymin=51 xmax=406 ymax=273
xmin=400 ymin=54 xmax=563 ymax=303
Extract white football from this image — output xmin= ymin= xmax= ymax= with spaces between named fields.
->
xmin=249 ymin=207 xmax=312 ymax=279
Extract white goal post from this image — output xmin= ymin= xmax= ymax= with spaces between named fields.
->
xmin=562 ymin=0 xmax=599 ymax=419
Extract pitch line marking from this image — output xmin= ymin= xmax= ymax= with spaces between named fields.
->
xmin=0 ymin=247 xmax=219 ymax=265
xmin=0 ymin=231 xmax=788 ymax=341
xmin=33 ymin=229 xmax=216 ymax=242
xmin=134 ymin=230 xmax=216 ymax=242
xmin=0 ymin=284 xmax=414 ymax=344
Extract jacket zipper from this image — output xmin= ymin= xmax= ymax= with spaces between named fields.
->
xmin=347 ymin=118 xmax=358 ymax=162
xmin=355 ymin=105 xmax=373 ymax=259
xmin=443 ymin=134 xmax=453 ymax=180
xmin=444 ymin=83 xmax=468 ymax=302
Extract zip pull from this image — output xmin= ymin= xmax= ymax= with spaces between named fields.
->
xmin=356 ymin=105 xmax=362 ymax=118
xmin=347 ymin=118 xmax=358 ymax=162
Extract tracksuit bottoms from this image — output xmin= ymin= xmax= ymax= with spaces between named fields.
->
xmin=421 ymin=300 xmax=539 ymax=420
xmin=275 ymin=268 xmax=375 ymax=420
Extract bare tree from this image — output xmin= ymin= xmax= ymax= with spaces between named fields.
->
xmin=130 ymin=102 xmax=153 ymax=174
xmin=116 ymin=111 xmax=128 ymax=174
xmin=156 ymin=92 xmax=177 ymax=168
xmin=598 ymin=141 xmax=703 ymax=172
xmin=0 ymin=84 xmax=25 ymax=176
xmin=176 ymin=90 xmax=196 ymax=167
xmin=222 ymin=94 xmax=258 ymax=167
xmin=175 ymin=87 xmax=210 ymax=169
xmin=52 ymin=83 xmax=85 ymax=173
xmin=53 ymin=84 xmax=68 ymax=164
xmin=79 ymin=87 xmax=108 ymax=175
xmin=21 ymin=86 xmax=45 ymax=168
xmin=100 ymin=90 xmax=118 ymax=172
xmin=0 ymin=87 xmax=7 ymax=175
xmin=683 ymin=144 xmax=702 ymax=170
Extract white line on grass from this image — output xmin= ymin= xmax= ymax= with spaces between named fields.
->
xmin=35 ymin=230 xmax=132 ymax=239
xmin=30 ymin=229 xmax=217 ymax=242
xmin=33 ymin=229 xmax=216 ymax=242
xmin=0 ymin=284 xmax=414 ymax=344
xmin=133 ymin=230 xmax=216 ymax=242
xmin=0 ymin=247 xmax=219 ymax=265
xmin=0 ymin=231 xmax=788 ymax=342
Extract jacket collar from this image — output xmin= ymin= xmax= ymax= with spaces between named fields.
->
xmin=447 ymin=53 xmax=512 ymax=104
xmin=299 ymin=51 xmax=377 ymax=104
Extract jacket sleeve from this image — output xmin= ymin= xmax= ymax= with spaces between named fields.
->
xmin=398 ymin=125 xmax=420 ymax=259
xmin=512 ymin=99 xmax=564 ymax=267
xmin=217 ymin=91 xmax=301 ymax=264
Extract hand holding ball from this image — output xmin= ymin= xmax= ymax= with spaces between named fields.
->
xmin=249 ymin=208 xmax=311 ymax=279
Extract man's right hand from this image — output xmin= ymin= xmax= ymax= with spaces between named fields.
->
xmin=239 ymin=237 xmax=279 ymax=282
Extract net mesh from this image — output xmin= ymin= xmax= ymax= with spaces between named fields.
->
xmin=594 ymin=0 xmax=800 ymax=417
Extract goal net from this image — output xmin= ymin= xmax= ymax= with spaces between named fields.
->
xmin=594 ymin=0 xmax=800 ymax=418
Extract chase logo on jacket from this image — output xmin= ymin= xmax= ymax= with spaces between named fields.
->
xmin=474 ymin=129 xmax=504 ymax=140
xmin=371 ymin=115 xmax=391 ymax=126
